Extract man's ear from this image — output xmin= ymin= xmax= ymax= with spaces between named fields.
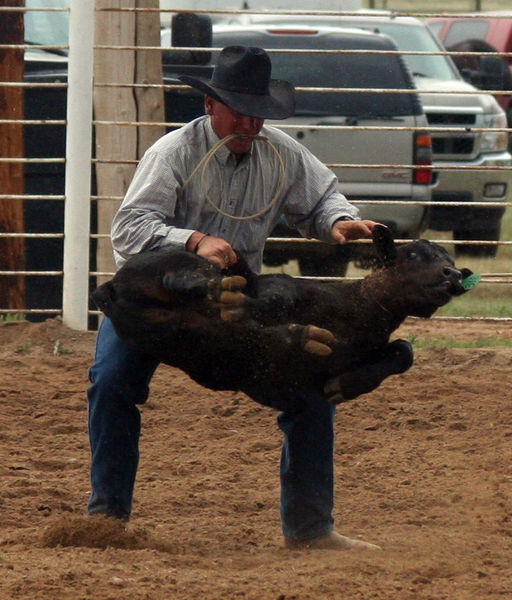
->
xmin=204 ymin=96 xmax=213 ymax=115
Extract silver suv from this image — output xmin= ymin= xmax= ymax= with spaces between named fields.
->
xmin=162 ymin=21 xmax=433 ymax=275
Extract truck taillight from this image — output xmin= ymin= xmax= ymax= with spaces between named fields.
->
xmin=414 ymin=132 xmax=433 ymax=185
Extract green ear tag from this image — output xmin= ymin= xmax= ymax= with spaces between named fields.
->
xmin=461 ymin=273 xmax=481 ymax=291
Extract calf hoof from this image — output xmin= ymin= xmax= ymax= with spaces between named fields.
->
xmin=289 ymin=324 xmax=336 ymax=356
xmin=214 ymin=275 xmax=248 ymax=321
xmin=220 ymin=275 xmax=247 ymax=292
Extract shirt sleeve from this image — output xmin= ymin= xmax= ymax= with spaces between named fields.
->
xmin=281 ymin=143 xmax=360 ymax=243
xmin=110 ymin=149 xmax=195 ymax=266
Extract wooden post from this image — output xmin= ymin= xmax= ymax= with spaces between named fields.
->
xmin=0 ymin=0 xmax=26 ymax=311
xmin=134 ymin=0 xmax=165 ymax=157
xmin=94 ymin=0 xmax=165 ymax=285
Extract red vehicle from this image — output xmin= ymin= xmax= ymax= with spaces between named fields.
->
xmin=427 ymin=12 xmax=512 ymax=122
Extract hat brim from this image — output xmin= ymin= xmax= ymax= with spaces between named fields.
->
xmin=178 ymin=75 xmax=295 ymax=120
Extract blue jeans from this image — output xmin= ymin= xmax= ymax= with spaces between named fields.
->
xmin=87 ymin=317 xmax=336 ymax=541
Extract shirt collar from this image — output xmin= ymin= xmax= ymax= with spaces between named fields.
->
xmin=204 ymin=118 xmax=254 ymax=167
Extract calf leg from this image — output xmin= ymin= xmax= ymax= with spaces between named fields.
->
xmin=162 ymin=269 xmax=248 ymax=319
xmin=324 ymin=339 xmax=414 ymax=405
xmin=161 ymin=321 xmax=337 ymax=393
xmin=216 ymin=274 xmax=301 ymax=325
xmin=290 ymin=324 xmax=337 ymax=357
xmin=162 ymin=270 xmax=212 ymax=298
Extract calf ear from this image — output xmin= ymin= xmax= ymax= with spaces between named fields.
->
xmin=372 ymin=224 xmax=397 ymax=266
xmin=91 ymin=281 xmax=116 ymax=316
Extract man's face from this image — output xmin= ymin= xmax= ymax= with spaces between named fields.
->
xmin=205 ymin=97 xmax=264 ymax=157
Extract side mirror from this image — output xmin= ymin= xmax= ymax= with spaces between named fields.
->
xmin=164 ymin=13 xmax=212 ymax=66
xmin=479 ymin=55 xmax=506 ymax=90
xmin=459 ymin=66 xmax=476 ymax=84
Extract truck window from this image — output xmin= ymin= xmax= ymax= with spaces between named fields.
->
xmin=427 ymin=22 xmax=445 ymax=39
xmin=443 ymin=20 xmax=490 ymax=48
xmin=336 ymin=21 xmax=457 ymax=82
xmin=211 ymin=31 xmax=418 ymax=117
xmin=25 ymin=0 xmax=69 ymax=50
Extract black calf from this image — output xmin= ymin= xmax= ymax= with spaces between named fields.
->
xmin=92 ymin=225 xmax=473 ymax=408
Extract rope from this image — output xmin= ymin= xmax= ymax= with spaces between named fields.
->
xmin=182 ymin=133 xmax=286 ymax=221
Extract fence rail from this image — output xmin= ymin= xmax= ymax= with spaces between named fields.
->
xmin=2 ymin=3 xmax=512 ymax=327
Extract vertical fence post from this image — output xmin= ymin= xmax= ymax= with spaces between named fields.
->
xmin=62 ymin=0 xmax=95 ymax=330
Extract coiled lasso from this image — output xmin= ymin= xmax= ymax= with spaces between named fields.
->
xmin=182 ymin=133 xmax=286 ymax=221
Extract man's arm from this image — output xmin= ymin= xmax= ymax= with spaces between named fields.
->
xmin=112 ymin=149 xmax=238 ymax=270
xmin=111 ymin=150 xmax=196 ymax=265
xmin=185 ymin=232 xmax=238 ymax=269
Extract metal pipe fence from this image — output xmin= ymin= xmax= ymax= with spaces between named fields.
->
xmin=1 ymin=3 xmax=512 ymax=328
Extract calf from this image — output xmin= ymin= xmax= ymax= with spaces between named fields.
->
xmin=92 ymin=225 xmax=473 ymax=408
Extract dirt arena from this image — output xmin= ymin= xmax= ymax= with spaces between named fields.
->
xmin=1 ymin=316 xmax=511 ymax=599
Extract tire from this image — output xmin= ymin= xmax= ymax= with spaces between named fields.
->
xmin=453 ymin=225 xmax=501 ymax=258
xmin=298 ymin=255 xmax=349 ymax=277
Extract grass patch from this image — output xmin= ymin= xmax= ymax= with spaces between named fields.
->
xmin=0 ymin=314 xmax=26 ymax=323
xmin=436 ymin=290 xmax=512 ymax=318
xmin=55 ymin=346 xmax=72 ymax=356
xmin=425 ymin=208 xmax=512 ymax=318
xmin=15 ymin=341 xmax=32 ymax=355
xmin=409 ymin=335 xmax=512 ymax=349
xmin=53 ymin=340 xmax=72 ymax=356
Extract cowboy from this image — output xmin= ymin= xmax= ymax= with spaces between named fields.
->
xmin=87 ymin=45 xmax=380 ymax=550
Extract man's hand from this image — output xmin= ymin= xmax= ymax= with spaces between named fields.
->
xmin=187 ymin=231 xmax=238 ymax=269
xmin=331 ymin=219 xmax=379 ymax=244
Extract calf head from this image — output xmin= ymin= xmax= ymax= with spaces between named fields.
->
xmin=369 ymin=224 xmax=474 ymax=318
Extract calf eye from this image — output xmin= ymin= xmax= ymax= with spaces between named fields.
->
xmin=407 ymin=251 xmax=419 ymax=260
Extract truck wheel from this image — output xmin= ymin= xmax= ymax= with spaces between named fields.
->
xmin=298 ymin=255 xmax=349 ymax=277
xmin=453 ymin=225 xmax=500 ymax=257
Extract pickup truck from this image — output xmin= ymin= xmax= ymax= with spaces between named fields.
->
xmin=239 ymin=12 xmax=512 ymax=258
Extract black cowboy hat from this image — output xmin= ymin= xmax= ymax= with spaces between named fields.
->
xmin=178 ymin=45 xmax=295 ymax=120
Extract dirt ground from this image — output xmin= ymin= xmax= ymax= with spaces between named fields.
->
xmin=1 ymin=317 xmax=512 ymax=600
